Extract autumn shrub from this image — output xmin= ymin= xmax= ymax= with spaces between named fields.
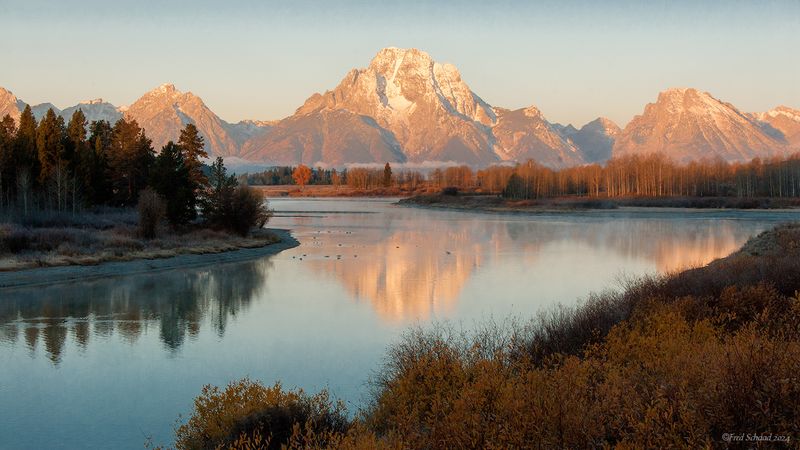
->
xmin=174 ymin=379 xmax=348 ymax=450
xmin=137 ymin=188 xmax=165 ymax=239
xmin=361 ymin=295 xmax=800 ymax=449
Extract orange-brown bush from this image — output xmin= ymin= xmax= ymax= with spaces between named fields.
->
xmin=363 ymin=295 xmax=800 ymax=449
xmin=173 ymin=379 xmax=349 ymax=450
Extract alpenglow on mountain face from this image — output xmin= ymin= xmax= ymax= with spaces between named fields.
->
xmin=242 ymin=47 xmax=586 ymax=167
xmin=613 ymin=88 xmax=791 ymax=163
xmin=0 ymin=49 xmax=796 ymax=167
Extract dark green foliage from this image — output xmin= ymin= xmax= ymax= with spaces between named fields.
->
xmin=65 ymin=110 xmax=87 ymax=173
xmin=150 ymin=141 xmax=196 ymax=226
xmin=15 ymin=105 xmax=39 ymax=185
xmin=201 ymin=157 xmax=271 ymax=235
xmin=85 ymin=120 xmax=113 ymax=205
xmin=201 ymin=157 xmax=238 ymax=226
xmin=225 ymin=184 xmax=272 ymax=236
xmin=245 ymin=166 xmax=339 ymax=186
xmin=177 ymin=123 xmax=208 ymax=188
xmin=0 ymin=114 xmax=17 ymax=207
xmin=502 ymin=173 xmax=526 ymax=199
xmin=108 ymin=118 xmax=155 ymax=206
xmin=35 ymin=109 xmax=66 ymax=185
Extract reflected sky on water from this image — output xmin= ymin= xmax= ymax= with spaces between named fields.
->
xmin=1 ymin=198 xmax=797 ymax=449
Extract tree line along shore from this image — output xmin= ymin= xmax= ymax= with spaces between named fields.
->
xmin=247 ymin=153 xmax=800 ymax=204
xmin=0 ymin=106 xmax=272 ymax=271
xmin=150 ymin=222 xmax=800 ymax=449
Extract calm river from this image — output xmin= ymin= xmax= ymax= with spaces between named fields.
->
xmin=1 ymin=198 xmax=798 ymax=449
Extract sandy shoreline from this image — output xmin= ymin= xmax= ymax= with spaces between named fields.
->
xmin=0 ymin=229 xmax=299 ymax=290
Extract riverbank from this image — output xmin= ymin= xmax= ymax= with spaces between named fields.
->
xmin=169 ymin=221 xmax=800 ymax=449
xmin=256 ymin=184 xmax=430 ymax=198
xmin=399 ymin=192 xmax=800 ymax=212
xmin=0 ymin=204 xmax=291 ymax=272
xmin=0 ymin=228 xmax=298 ymax=289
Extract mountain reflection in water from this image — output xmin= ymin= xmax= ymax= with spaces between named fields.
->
xmin=0 ymin=202 xmax=788 ymax=361
xmin=299 ymin=214 xmax=755 ymax=323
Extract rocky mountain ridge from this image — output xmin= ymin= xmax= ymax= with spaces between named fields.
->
xmin=1 ymin=50 xmax=796 ymax=167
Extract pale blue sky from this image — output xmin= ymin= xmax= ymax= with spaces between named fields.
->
xmin=1 ymin=0 xmax=798 ymax=127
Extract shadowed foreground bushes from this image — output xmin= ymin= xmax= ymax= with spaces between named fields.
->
xmin=167 ymin=224 xmax=800 ymax=449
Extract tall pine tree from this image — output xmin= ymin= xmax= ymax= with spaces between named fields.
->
xmin=16 ymin=105 xmax=39 ymax=187
xmin=150 ymin=141 xmax=196 ymax=226
xmin=177 ymin=123 xmax=208 ymax=188
xmin=36 ymin=109 xmax=68 ymax=209
xmin=65 ymin=110 xmax=89 ymax=207
xmin=36 ymin=108 xmax=66 ymax=184
xmin=86 ymin=120 xmax=114 ymax=205
xmin=0 ymin=114 xmax=16 ymax=207
xmin=108 ymin=118 xmax=154 ymax=206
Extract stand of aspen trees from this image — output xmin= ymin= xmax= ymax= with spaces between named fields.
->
xmin=245 ymin=153 xmax=800 ymax=199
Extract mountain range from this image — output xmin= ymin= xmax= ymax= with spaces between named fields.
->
xmin=1 ymin=47 xmax=797 ymax=168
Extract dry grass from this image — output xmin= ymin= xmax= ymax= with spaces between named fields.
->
xmin=0 ymin=222 xmax=280 ymax=271
xmin=401 ymin=193 xmax=800 ymax=211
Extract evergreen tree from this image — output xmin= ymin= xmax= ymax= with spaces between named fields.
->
xmin=383 ymin=162 xmax=392 ymax=187
xmin=201 ymin=156 xmax=238 ymax=226
xmin=177 ymin=123 xmax=208 ymax=188
xmin=0 ymin=115 xmax=16 ymax=206
xmin=87 ymin=120 xmax=114 ymax=205
xmin=65 ymin=110 xmax=88 ymax=207
xmin=36 ymin=109 xmax=69 ymax=208
xmin=108 ymin=118 xmax=155 ymax=206
xmin=150 ymin=141 xmax=196 ymax=226
xmin=16 ymin=105 xmax=39 ymax=186
xmin=66 ymin=110 xmax=87 ymax=165
xmin=36 ymin=109 xmax=66 ymax=184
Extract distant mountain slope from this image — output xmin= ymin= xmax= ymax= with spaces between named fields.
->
xmin=241 ymin=109 xmax=405 ymax=166
xmin=754 ymin=106 xmax=800 ymax=151
xmin=492 ymin=106 xmax=584 ymax=166
xmin=123 ymin=83 xmax=243 ymax=156
xmin=31 ymin=103 xmax=60 ymax=120
xmin=613 ymin=88 xmax=788 ymax=163
xmin=557 ymin=117 xmax=621 ymax=163
xmin=0 ymin=87 xmax=22 ymax=123
xmin=62 ymin=99 xmax=122 ymax=124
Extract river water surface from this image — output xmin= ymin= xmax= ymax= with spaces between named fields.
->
xmin=1 ymin=198 xmax=798 ymax=449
